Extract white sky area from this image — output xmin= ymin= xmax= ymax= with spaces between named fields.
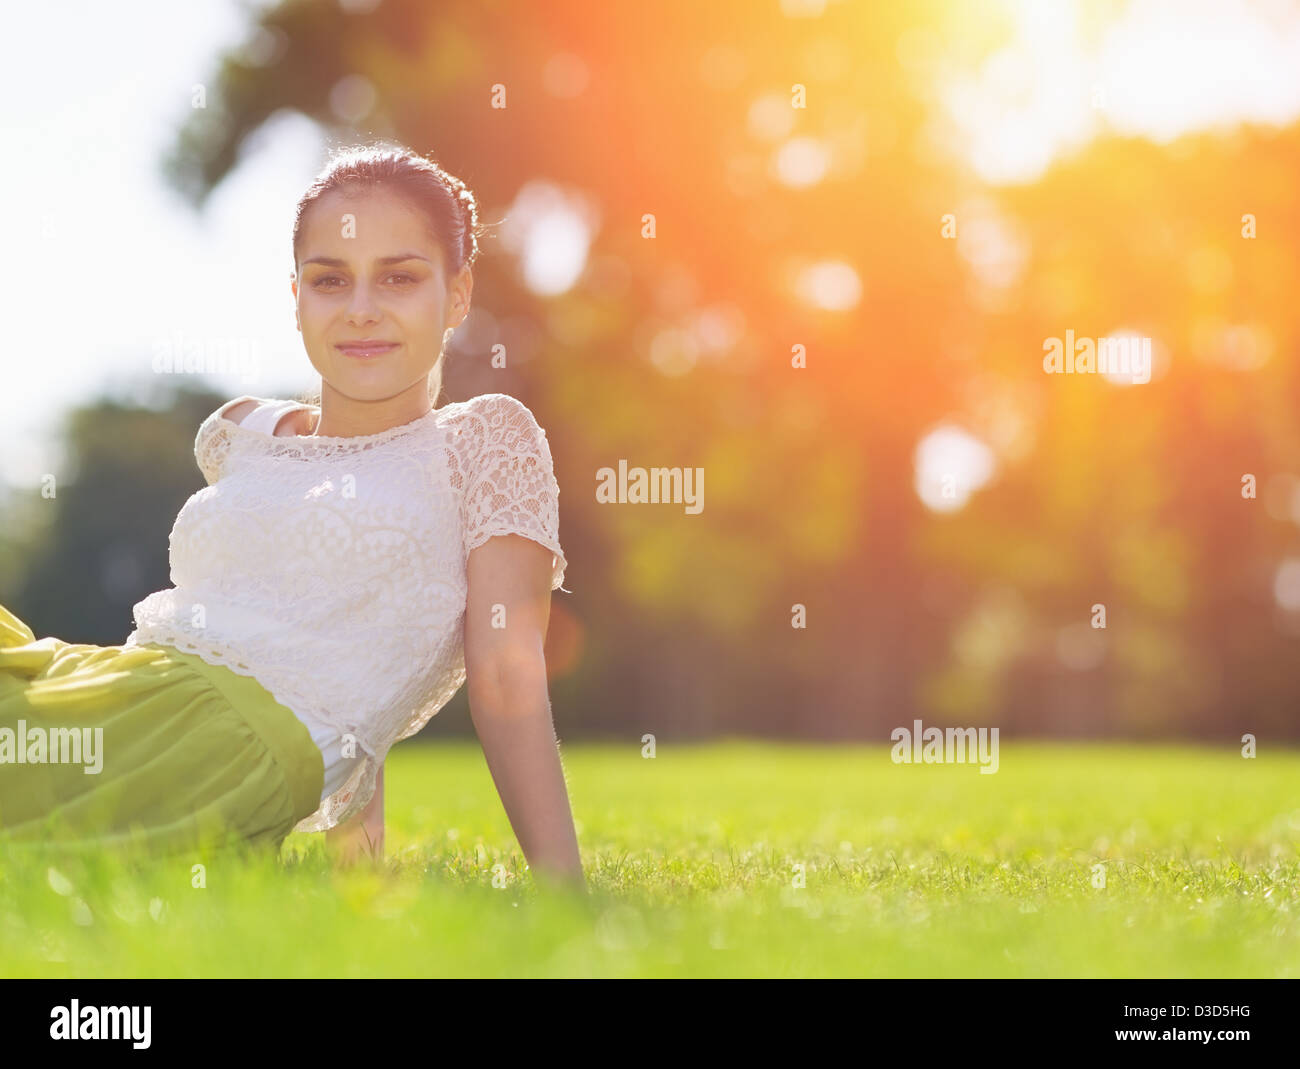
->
xmin=3 ymin=0 xmax=1300 ymax=490
xmin=944 ymin=0 xmax=1300 ymax=183
xmin=0 ymin=0 xmax=324 ymax=488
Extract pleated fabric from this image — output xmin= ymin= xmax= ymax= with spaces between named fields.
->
xmin=0 ymin=602 xmax=324 ymax=860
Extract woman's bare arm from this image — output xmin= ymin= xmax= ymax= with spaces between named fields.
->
xmin=465 ymin=534 xmax=585 ymax=892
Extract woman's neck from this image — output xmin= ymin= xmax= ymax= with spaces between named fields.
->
xmin=312 ymin=381 xmax=432 ymax=438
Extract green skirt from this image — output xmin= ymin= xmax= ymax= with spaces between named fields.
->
xmin=0 ymin=602 xmax=325 ymax=859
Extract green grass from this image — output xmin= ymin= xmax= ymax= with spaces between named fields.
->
xmin=2 ymin=741 xmax=1297 ymax=976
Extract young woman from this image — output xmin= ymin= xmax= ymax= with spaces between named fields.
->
xmin=0 ymin=143 xmax=585 ymax=892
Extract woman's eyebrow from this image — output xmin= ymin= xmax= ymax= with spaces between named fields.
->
xmin=301 ymin=253 xmax=432 ymax=268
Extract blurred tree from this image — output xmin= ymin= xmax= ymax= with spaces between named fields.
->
xmin=922 ymin=125 xmax=1300 ymax=741
xmin=5 ymin=387 xmax=225 ymax=646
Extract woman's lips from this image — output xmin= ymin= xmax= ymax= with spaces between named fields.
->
xmin=336 ymin=342 xmax=399 ymax=358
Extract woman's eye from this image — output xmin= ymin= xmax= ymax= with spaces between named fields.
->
xmin=310 ymin=273 xmax=415 ymax=289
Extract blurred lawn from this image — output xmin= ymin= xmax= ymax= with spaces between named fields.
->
xmin=1 ymin=741 xmax=1297 ymax=977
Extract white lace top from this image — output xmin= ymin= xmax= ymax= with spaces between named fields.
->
xmin=123 ymin=391 xmax=568 ymax=832
xmin=205 ymin=398 xmax=367 ymax=806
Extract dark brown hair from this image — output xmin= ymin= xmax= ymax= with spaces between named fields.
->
xmin=292 ymin=140 xmax=487 ymax=407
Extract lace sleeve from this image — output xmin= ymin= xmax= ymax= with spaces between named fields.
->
xmin=462 ymin=393 xmax=568 ymax=592
xmin=195 ymin=395 xmax=258 ymax=485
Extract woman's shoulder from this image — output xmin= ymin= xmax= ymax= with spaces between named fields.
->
xmin=194 ymin=395 xmax=301 ymax=483
xmin=216 ymin=397 xmax=261 ymax=427
xmin=441 ymin=391 xmax=539 ymax=421
xmin=199 ymin=395 xmax=284 ymax=431
xmin=442 ymin=392 xmax=549 ymax=440
xmin=202 ymin=395 xmax=317 ymax=437
xmin=439 ymin=393 xmax=553 ymax=466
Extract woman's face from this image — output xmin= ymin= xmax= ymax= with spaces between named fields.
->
xmin=291 ymin=187 xmax=470 ymax=404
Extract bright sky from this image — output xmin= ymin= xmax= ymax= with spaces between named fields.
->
xmin=3 ymin=0 xmax=1300 ymax=491
xmin=0 ymin=0 xmax=326 ymax=487
xmin=944 ymin=0 xmax=1300 ymax=183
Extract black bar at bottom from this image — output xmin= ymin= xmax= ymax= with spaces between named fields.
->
xmin=0 ymin=978 xmax=1294 ymax=1055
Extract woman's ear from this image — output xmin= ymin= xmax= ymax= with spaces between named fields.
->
xmin=448 ymin=267 xmax=473 ymax=327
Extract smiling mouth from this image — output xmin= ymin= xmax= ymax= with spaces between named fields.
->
xmin=336 ymin=342 xmax=400 ymax=358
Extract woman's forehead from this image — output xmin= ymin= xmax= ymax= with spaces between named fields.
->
xmin=300 ymin=193 xmax=444 ymax=267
